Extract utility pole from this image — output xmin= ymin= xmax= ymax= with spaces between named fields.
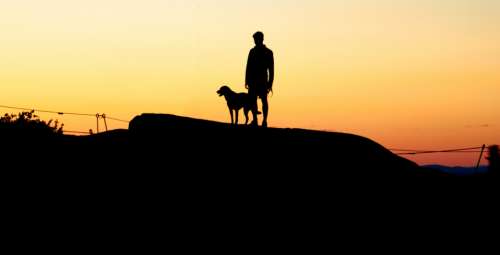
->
xmin=476 ymin=144 xmax=486 ymax=171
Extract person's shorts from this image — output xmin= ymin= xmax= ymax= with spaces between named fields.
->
xmin=248 ymin=85 xmax=268 ymax=99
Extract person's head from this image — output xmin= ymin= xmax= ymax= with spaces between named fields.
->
xmin=253 ymin=31 xmax=264 ymax=46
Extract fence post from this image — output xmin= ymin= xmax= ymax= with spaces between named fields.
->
xmin=96 ymin=113 xmax=100 ymax=133
xmin=102 ymin=114 xmax=108 ymax=131
xmin=487 ymin=145 xmax=499 ymax=176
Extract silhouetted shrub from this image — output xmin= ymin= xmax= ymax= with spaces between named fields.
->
xmin=0 ymin=110 xmax=63 ymax=136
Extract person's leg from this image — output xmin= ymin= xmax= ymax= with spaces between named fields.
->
xmin=249 ymin=88 xmax=258 ymax=126
xmin=261 ymin=94 xmax=268 ymax=127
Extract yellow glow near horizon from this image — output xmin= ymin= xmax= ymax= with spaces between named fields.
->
xmin=1 ymin=0 xmax=499 ymax=166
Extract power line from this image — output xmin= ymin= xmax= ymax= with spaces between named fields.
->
xmin=0 ymin=104 xmax=95 ymax=117
xmin=391 ymin=146 xmax=484 ymax=155
xmin=105 ymin=116 xmax=131 ymax=123
xmin=0 ymin=104 xmax=129 ymax=123
xmin=390 ymin=146 xmax=482 ymax=152
xmin=64 ymin=130 xmax=91 ymax=135
xmin=397 ymin=151 xmax=483 ymax=155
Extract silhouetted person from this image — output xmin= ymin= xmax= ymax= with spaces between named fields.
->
xmin=245 ymin=31 xmax=274 ymax=127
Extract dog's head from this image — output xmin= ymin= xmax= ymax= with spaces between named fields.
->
xmin=217 ymin=85 xmax=232 ymax=97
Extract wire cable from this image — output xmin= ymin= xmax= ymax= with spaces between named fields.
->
xmin=0 ymin=104 xmax=129 ymax=122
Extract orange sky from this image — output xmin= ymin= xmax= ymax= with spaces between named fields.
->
xmin=1 ymin=0 xmax=499 ymax=166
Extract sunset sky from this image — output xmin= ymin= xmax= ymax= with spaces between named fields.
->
xmin=1 ymin=0 xmax=499 ymax=166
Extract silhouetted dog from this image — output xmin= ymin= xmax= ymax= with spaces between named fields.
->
xmin=217 ymin=85 xmax=260 ymax=125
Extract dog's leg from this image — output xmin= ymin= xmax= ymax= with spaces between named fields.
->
xmin=229 ymin=108 xmax=234 ymax=124
xmin=244 ymin=108 xmax=249 ymax=125
xmin=235 ymin=110 xmax=239 ymax=125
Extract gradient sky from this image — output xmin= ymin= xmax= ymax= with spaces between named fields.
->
xmin=1 ymin=0 xmax=499 ymax=166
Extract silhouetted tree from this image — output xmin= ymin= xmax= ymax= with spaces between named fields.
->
xmin=0 ymin=110 xmax=63 ymax=136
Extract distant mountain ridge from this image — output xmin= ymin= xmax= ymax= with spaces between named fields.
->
xmin=424 ymin=165 xmax=489 ymax=176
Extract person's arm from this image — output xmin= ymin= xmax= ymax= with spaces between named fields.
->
xmin=268 ymin=51 xmax=274 ymax=90
xmin=245 ymin=50 xmax=252 ymax=89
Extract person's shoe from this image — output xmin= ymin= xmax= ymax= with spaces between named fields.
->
xmin=249 ymin=120 xmax=258 ymax=127
xmin=262 ymin=121 xmax=268 ymax=128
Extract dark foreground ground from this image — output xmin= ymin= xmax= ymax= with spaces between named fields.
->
xmin=2 ymin=114 xmax=497 ymax=245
